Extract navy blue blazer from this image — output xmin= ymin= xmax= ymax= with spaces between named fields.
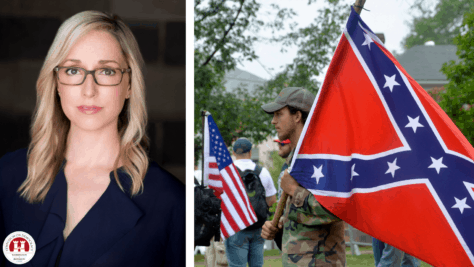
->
xmin=0 ymin=148 xmax=185 ymax=267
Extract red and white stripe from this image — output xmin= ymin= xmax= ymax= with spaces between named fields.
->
xmin=207 ymin=160 xmax=223 ymax=192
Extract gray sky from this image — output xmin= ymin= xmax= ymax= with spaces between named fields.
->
xmin=237 ymin=0 xmax=436 ymax=82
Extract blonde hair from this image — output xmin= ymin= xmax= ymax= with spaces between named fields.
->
xmin=19 ymin=11 xmax=150 ymax=203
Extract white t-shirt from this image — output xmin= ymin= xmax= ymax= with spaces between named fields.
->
xmin=233 ymin=159 xmax=277 ymax=197
xmin=194 ymin=170 xmax=202 ymax=186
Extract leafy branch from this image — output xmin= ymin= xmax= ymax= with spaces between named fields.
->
xmin=202 ymin=0 xmax=245 ymax=67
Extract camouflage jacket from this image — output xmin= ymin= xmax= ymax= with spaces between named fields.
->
xmin=280 ymin=150 xmax=346 ymax=267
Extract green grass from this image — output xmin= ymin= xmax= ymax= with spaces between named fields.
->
xmin=194 ymin=249 xmax=281 ymax=262
xmin=263 ymin=249 xmax=282 ymax=257
xmin=261 ymin=252 xmax=376 ymax=267
xmin=262 ymin=254 xmax=433 ymax=267
xmin=196 ymin=248 xmax=433 ymax=266
xmin=346 ymin=254 xmax=432 ymax=267
xmin=346 ymin=254 xmax=376 ymax=267
xmin=345 ymin=246 xmax=373 ymax=252
xmin=262 ymin=254 xmax=377 ymax=267
xmin=262 ymin=258 xmax=283 ymax=267
xmin=194 ymin=253 xmax=205 ymax=262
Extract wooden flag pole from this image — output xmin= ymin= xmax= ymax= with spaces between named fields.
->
xmin=270 ymin=0 xmax=368 ymax=230
xmin=271 ymin=191 xmax=288 ymax=227
xmin=201 ymin=110 xmax=207 ymax=186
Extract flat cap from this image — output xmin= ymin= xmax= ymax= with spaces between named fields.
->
xmin=261 ymin=87 xmax=315 ymax=114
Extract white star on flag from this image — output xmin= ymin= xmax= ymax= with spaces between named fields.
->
xmin=428 ymin=157 xmax=448 ymax=174
xmin=385 ymin=158 xmax=400 ymax=178
xmin=361 ymin=32 xmax=374 ymax=50
xmin=452 ymin=197 xmax=471 ymax=214
xmin=383 ymin=74 xmax=400 ymax=92
xmin=351 ymin=164 xmax=359 ymax=181
xmin=405 ymin=116 xmax=424 ymax=133
xmin=311 ymin=165 xmax=324 ymax=184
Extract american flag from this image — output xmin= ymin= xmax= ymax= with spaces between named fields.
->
xmin=203 ymin=113 xmax=257 ymax=239
xmin=289 ymin=7 xmax=474 ymax=266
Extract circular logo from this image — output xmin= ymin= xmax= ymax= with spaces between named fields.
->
xmin=3 ymin=231 xmax=36 ymax=265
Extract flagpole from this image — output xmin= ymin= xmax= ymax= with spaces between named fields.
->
xmin=271 ymin=192 xmax=288 ymax=228
xmin=201 ymin=110 xmax=207 ymax=186
xmin=353 ymin=0 xmax=366 ymax=14
xmin=270 ymin=0 xmax=368 ymax=229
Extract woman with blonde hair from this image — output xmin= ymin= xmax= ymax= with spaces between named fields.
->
xmin=0 ymin=11 xmax=184 ymax=266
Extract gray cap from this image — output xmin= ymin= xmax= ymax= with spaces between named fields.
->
xmin=233 ymin=138 xmax=252 ymax=154
xmin=261 ymin=87 xmax=315 ymax=114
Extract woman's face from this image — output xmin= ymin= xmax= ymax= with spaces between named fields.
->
xmin=57 ymin=30 xmax=130 ymax=132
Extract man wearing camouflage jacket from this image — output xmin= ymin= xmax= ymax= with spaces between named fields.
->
xmin=260 ymin=87 xmax=346 ymax=267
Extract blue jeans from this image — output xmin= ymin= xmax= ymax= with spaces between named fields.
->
xmin=224 ymin=228 xmax=265 ymax=267
xmin=372 ymin=238 xmax=420 ymax=267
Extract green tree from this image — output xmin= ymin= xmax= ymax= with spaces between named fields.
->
xmin=195 ymin=0 xmax=259 ymax=163
xmin=268 ymin=151 xmax=285 ymax=190
xmin=194 ymin=0 xmax=293 ymax=154
xmin=402 ymin=0 xmax=474 ymax=50
xmin=268 ymin=0 xmax=349 ymax=93
xmin=195 ymin=0 xmax=350 ymax=162
xmin=252 ymin=0 xmax=349 ymax=103
xmin=438 ymin=7 xmax=474 ymax=144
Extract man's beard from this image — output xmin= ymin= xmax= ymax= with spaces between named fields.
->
xmin=278 ymin=127 xmax=295 ymax=142
xmin=278 ymin=150 xmax=290 ymax=159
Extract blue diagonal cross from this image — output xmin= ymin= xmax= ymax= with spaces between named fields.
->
xmin=290 ymin=13 xmax=474 ymax=260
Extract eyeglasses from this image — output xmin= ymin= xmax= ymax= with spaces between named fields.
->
xmin=54 ymin=66 xmax=131 ymax=86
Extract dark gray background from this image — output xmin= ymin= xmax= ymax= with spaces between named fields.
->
xmin=0 ymin=0 xmax=185 ymax=183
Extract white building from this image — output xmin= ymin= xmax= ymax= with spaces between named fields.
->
xmin=224 ymin=68 xmax=279 ymax=170
xmin=224 ymin=68 xmax=267 ymax=95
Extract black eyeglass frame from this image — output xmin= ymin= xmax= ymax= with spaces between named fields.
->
xmin=53 ymin=66 xmax=131 ymax=86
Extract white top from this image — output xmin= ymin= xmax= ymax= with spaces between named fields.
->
xmin=233 ymin=159 xmax=277 ymax=197
xmin=194 ymin=170 xmax=202 ymax=186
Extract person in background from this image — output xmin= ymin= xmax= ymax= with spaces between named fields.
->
xmin=194 ymin=164 xmax=203 ymax=185
xmin=274 ymin=139 xmax=291 ymax=199
xmin=225 ymin=138 xmax=277 ymax=267
xmin=233 ymin=138 xmax=277 ymax=209
xmin=373 ymin=238 xmax=421 ymax=267
xmin=272 ymin=138 xmax=292 ymax=251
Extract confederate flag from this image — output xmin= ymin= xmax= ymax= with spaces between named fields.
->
xmin=289 ymin=7 xmax=474 ymax=267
